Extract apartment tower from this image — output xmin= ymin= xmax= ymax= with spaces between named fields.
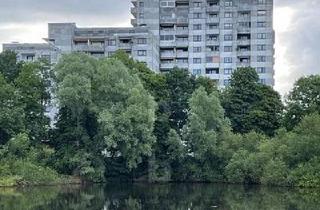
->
xmin=131 ymin=0 xmax=274 ymax=86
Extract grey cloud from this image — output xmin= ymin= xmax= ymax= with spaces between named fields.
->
xmin=0 ymin=0 xmax=132 ymax=26
xmin=275 ymin=0 xmax=320 ymax=94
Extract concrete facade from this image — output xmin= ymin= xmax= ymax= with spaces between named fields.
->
xmin=3 ymin=23 xmax=160 ymax=72
xmin=132 ymin=0 xmax=275 ymax=86
xmin=2 ymin=43 xmax=60 ymax=64
xmin=3 ymin=0 xmax=275 ymax=87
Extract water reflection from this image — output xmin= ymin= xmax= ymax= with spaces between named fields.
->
xmin=0 ymin=183 xmax=319 ymax=210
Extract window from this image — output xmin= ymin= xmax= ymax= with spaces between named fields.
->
xmin=193 ymin=58 xmax=202 ymax=64
xmin=257 ymin=67 xmax=266 ymax=73
xmin=259 ymin=78 xmax=266 ymax=84
xmin=224 ymin=57 xmax=232 ymax=63
xmin=257 ymin=33 xmax=267 ymax=39
xmin=257 ymin=45 xmax=267 ymax=51
xmin=225 ymin=12 xmax=233 ymax=18
xmin=224 ymin=68 xmax=233 ymax=75
xmin=258 ymin=0 xmax=266 ymax=5
xmin=224 ymin=34 xmax=233 ymax=41
xmin=193 ymin=35 xmax=202 ymax=42
xmin=193 ymin=47 xmax=202 ymax=53
xmin=225 ymin=1 xmax=233 ymax=7
xmin=176 ymin=58 xmax=188 ymax=63
xmin=193 ymin=69 xmax=202 ymax=75
xmin=137 ymin=50 xmax=147 ymax=56
xmin=139 ymin=2 xmax=144 ymax=7
xmin=257 ymin=21 xmax=267 ymax=28
xmin=193 ymin=13 xmax=202 ymax=18
xmin=137 ymin=38 xmax=147 ymax=44
xmin=160 ymin=1 xmax=175 ymax=7
xmin=224 ymin=79 xmax=231 ymax=86
xmin=239 ymin=22 xmax=251 ymax=28
xmin=206 ymin=68 xmax=219 ymax=74
xmin=193 ymin=24 xmax=202 ymax=30
xmin=257 ymin=10 xmax=267 ymax=16
xmin=224 ymin=23 xmax=233 ymax=29
xmin=107 ymin=39 xmax=116 ymax=46
xmin=193 ymin=2 xmax=202 ymax=7
xmin=224 ymin=46 xmax=233 ymax=52
xmin=257 ymin=56 xmax=267 ymax=62
xmin=139 ymin=13 xmax=144 ymax=18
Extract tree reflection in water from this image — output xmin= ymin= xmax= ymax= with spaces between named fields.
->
xmin=0 ymin=184 xmax=319 ymax=210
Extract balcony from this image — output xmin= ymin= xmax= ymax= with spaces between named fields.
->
xmin=207 ymin=6 xmax=220 ymax=12
xmin=237 ymin=39 xmax=251 ymax=45
xmin=206 ymin=40 xmax=220 ymax=46
xmin=176 ymin=17 xmax=189 ymax=24
xmin=119 ymin=43 xmax=133 ymax=49
xmin=73 ymin=44 xmax=105 ymax=52
xmin=176 ymin=62 xmax=189 ymax=69
xmin=206 ymin=73 xmax=221 ymax=80
xmin=237 ymin=50 xmax=251 ymax=56
xmin=176 ymin=40 xmax=189 ymax=47
xmin=238 ymin=27 xmax=251 ymax=33
xmin=160 ymin=51 xmax=175 ymax=58
xmin=176 ymin=29 xmax=189 ymax=36
xmin=160 ymin=17 xmax=176 ymax=24
xmin=160 ymin=62 xmax=175 ymax=69
xmin=176 ymin=51 xmax=189 ymax=58
xmin=131 ymin=7 xmax=138 ymax=17
xmin=131 ymin=19 xmax=137 ymax=26
xmin=160 ymin=41 xmax=176 ymax=47
xmin=206 ymin=28 xmax=220 ymax=34
xmin=237 ymin=61 xmax=251 ymax=68
xmin=207 ymin=17 xmax=220 ymax=23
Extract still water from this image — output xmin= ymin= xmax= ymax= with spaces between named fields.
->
xmin=0 ymin=183 xmax=319 ymax=210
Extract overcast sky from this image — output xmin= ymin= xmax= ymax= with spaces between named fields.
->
xmin=0 ymin=0 xmax=319 ymax=95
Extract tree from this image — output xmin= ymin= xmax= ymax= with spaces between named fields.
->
xmin=0 ymin=51 xmax=22 ymax=82
xmin=0 ymin=73 xmax=25 ymax=144
xmin=283 ymin=75 xmax=320 ymax=130
xmin=166 ymin=68 xmax=196 ymax=132
xmin=96 ymin=58 xmax=157 ymax=170
xmin=222 ymin=67 xmax=283 ymax=136
xmin=183 ymin=87 xmax=230 ymax=181
xmin=15 ymin=62 xmax=51 ymax=141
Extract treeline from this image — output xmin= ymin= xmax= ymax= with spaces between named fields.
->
xmin=0 ymin=50 xmax=320 ymax=187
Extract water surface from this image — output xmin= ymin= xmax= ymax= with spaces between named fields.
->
xmin=0 ymin=183 xmax=319 ymax=210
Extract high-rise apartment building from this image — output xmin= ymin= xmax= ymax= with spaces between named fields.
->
xmin=132 ymin=0 xmax=274 ymax=86
xmin=3 ymin=0 xmax=275 ymax=87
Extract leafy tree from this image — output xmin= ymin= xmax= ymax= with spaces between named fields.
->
xmin=0 ymin=73 xmax=25 ymax=144
xmin=222 ymin=67 xmax=283 ymax=136
xmin=166 ymin=68 xmax=196 ymax=132
xmin=15 ymin=62 xmax=51 ymax=141
xmin=96 ymin=58 xmax=157 ymax=170
xmin=183 ymin=87 xmax=230 ymax=181
xmin=0 ymin=51 xmax=22 ymax=82
xmin=283 ymin=75 xmax=320 ymax=130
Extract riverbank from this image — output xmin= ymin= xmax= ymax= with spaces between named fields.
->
xmin=0 ymin=176 xmax=82 ymax=187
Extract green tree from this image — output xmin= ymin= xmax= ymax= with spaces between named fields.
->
xmin=0 ymin=73 xmax=25 ymax=144
xmin=15 ymin=62 xmax=51 ymax=141
xmin=183 ymin=87 xmax=230 ymax=181
xmin=96 ymin=58 xmax=157 ymax=170
xmin=166 ymin=68 xmax=196 ymax=132
xmin=283 ymin=75 xmax=320 ymax=130
xmin=222 ymin=67 xmax=283 ymax=136
xmin=0 ymin=51 xmax=22 ymax=82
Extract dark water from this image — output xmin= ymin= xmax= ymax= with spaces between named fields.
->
xmin=0 ymin=183 xmax=319 ymax=210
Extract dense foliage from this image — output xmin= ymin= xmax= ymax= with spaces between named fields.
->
xmin=1 ymin=50 xmax=320 ymax=188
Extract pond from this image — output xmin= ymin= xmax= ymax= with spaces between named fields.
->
xmin=0 ymin=183 xmax=319 ymax=210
